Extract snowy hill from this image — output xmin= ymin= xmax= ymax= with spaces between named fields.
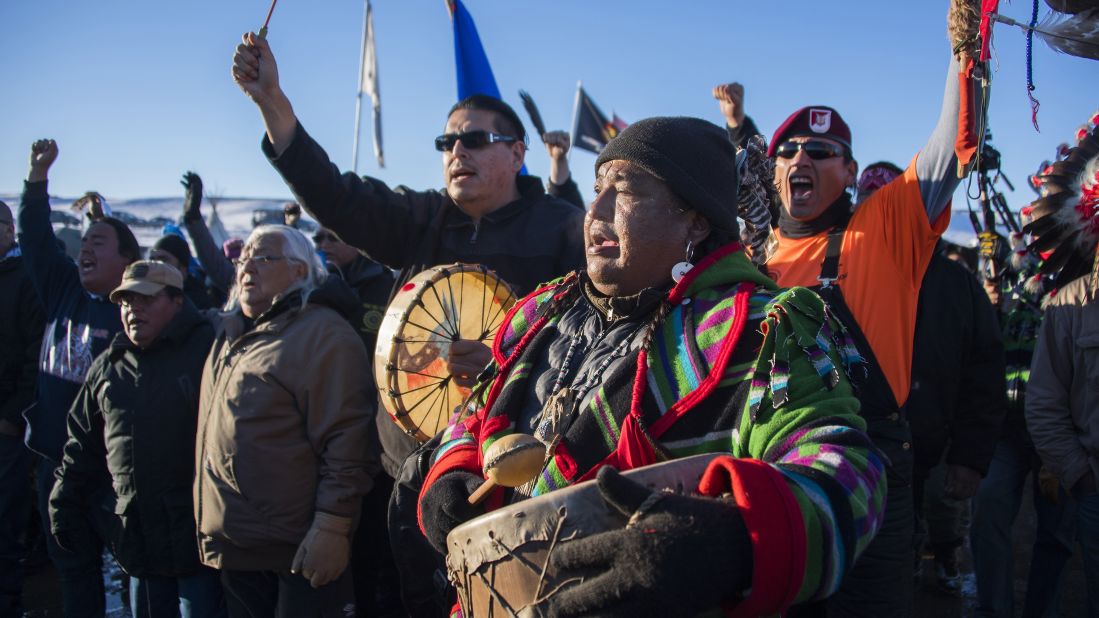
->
xmin=0 ymin=194 xmax=319 ymax=251
xmin=0 ymin=192 xmax=985 ymax=252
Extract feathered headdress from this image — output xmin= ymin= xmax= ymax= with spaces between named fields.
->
xmin=1024 ymin=109 xmax=1099 ymax=288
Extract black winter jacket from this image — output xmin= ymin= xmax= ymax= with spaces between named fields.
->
xmin=49 ymin=301 xmax=215 ymax=577
xmin=264 ymin=122 xmax=586 ymax=477
xmin=0 ymin=248 xmax=44 ymax=427
xmin=17 ymin=181 xmax=125 ymax=461
xmin=908 ymin=253 xmax=1007 ymax=477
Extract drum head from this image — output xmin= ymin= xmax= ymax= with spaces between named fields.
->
xmin=375 ymin=264 xmax=516 ymax=442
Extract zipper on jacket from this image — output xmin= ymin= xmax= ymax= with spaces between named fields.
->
xmin=469 ymin=220 xmax=480 ymax=244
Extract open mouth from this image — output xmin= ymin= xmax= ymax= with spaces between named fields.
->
xmin=587 ymin=230 xmax=620 ymax=255
xmin=789 ymin=174 xmax=814 ymax=202
xmin=79 ymin=258 xmax=96 ymax=274
xmin=450 ymin=168 xmax=476 ymax=182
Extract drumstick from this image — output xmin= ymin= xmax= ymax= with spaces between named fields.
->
xmin=468 ymin=434 xmax=546 ymax=505
xmin=258 ymin=0 xmax=278 ymax=38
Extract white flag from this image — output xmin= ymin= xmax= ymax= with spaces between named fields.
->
xmin=361 ymin=0 xmax=383 ymax=167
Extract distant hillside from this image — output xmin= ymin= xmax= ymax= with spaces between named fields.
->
xmin=0 ymin=194 xmax=318 ymax=250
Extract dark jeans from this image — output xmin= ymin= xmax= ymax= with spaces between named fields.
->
xmin=0 ymin=433 xmax=32 ymax=618
xmin=971 ymin=438 xmax=1074 ymax=617
xmin=351 ymin=473 xmax=403 ymax=617
xmin=36 ymin=456 xmax=105 ymax=618
xmin=129 ymin=566 xmax=226 ymax=618
xmin=826 ymin=480 xmax=915 ymax=617
xmin=220 ymin=568 xmax=355 ymax=618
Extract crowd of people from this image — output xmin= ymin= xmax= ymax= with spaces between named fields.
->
xmin=2 ymin=1 xmax=1098 ymax=617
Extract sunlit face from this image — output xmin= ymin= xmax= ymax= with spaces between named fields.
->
xmin=78 ymin=222 xmax=132 ymax=296
xmin=117 ymin=290 xmax=182 ymax=348
xmin=585 ymin=160 xmax=710 ymax=297
xmin=235 ymin=235 xmax=306 ymax=318
xmin=774 ymin=136 xmax=857 ymax=221
xmin=441 ymin=109 xmax=524 ymax=215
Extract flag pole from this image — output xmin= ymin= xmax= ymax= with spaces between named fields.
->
xmin=352 ymin=0 xmax=370 ymax=174
xmin=569 ymin=81 xmax=582 ymax=164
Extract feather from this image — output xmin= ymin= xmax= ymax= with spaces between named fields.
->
xmin=1037 ymin=8 xmax=1099 ymax=59
xmin=518 ymin=90 xmax=547 ymax=140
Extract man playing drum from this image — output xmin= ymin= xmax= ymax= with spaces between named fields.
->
xmin=417 ymin=117 xmax=888 ymax=616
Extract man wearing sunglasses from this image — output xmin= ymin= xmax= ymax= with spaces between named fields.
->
xmin=712 ymin=5 xmax=979 ymax=616
xmin=232 ymin=33 xmax=585 ymax=615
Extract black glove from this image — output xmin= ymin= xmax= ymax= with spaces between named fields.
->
xmin=181 ymin=171 xmax=203 ymax=222
xmin=50 ymin=516 xmax=93 ymax=556
xmin=418 ymin=470 xmax=485 ymax=554
xmin=546 ymin=466 xmax=752 ymax=618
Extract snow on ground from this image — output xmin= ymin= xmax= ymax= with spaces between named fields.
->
xmin=0 ymin=193 xmax=319 ymax=252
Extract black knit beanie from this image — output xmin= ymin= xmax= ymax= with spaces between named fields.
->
xmin=596 ymin=116 xmax=740 ymax=237
xmin=153 ymin=234 xmax=192 ymax=268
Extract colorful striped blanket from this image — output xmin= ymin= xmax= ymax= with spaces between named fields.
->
xmin=421 ymin=245 xmax=887 ymax=615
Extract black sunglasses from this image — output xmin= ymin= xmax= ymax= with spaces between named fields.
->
xmin=434 ymin=130 xmax=518 ymax=152
xmin=774 ymin=140 xmax=846 ymax=161
xmin=312 ymin=233 xmax=337 ymax=244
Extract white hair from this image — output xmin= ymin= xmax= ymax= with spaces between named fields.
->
xmin=225 ymin=224 xmax=328 ymax=312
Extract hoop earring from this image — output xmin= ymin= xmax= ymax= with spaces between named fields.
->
xmin=671 ymin=240 xmax=695 ymax=283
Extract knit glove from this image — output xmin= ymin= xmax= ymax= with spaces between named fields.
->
xmin=418 ymin=470 xmax=485 ymax=554
xmin=181 ymin=171 xmax=203 ymax=223
xmin=291 ymin=512 xmax=353 ymax=588
xmin=545 ymin=466 xmax=752 ymax=618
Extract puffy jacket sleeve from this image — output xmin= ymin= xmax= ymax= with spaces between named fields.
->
xmin=49 ymin=359 xmax=110 ymax=535
xmin=297 ymin=310 xmax=378 ymax=518
xmin=263 ymin=122 xmax=448 ymax=271
xmin=712 ymin=288 xmax=887 ymax=614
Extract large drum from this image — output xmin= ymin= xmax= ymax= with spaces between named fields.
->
xmin=374 ymin=263 xmax=516 ymax=443
xmin=446 ymin=454 xmax=722 ymax=617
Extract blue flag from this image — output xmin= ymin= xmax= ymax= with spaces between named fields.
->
xmin=450 ymin=0 xmax=500 ymax=100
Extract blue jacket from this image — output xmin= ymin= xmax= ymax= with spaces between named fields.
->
xmin=16 ymin=180 xmax=123 ymax=461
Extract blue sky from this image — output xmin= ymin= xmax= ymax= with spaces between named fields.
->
xmin=1 ymin=0 xmax=1096 ymax=213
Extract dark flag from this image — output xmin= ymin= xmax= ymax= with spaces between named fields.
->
xmin=571 ymin=85 xmax=627 ymax=154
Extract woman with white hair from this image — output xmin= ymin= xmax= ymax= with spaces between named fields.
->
xmin=194 ymin=225 xmax=377 ymax=617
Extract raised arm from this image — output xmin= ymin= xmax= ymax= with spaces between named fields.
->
xmin=914 ymin=53 xmax=968 ymax=221
xmin=543 ymin=130 xmax=584 ymax=209
xmin=713 ymin=82 xmax=763 ymax=149
xmin=17 ymin=139 xmax=79 ymax=310
xmin=232 ymin=32 xmax=298 ymax=155
xmin=180 ymin=172 xmax=235 ymax=294
xmin=232 ymin=33 xmax=446 ymax=269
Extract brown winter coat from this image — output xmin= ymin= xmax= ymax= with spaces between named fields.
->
xmin=193 ymin=284 xmax=375 ymax=571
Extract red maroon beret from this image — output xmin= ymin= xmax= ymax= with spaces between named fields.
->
xmin=767 ymin=106 xmax=852 ymax=157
